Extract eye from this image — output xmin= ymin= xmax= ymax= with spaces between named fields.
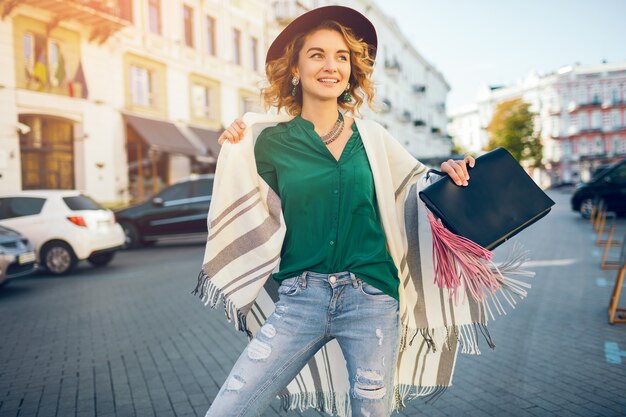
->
xmin=338 ymin=55 xmax=349 ymax=61
xmin=310 ymin=53 xmax=323 ymax=58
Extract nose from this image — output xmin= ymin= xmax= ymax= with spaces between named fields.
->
xmin=322 ymin=57 xmax=338 ymax=72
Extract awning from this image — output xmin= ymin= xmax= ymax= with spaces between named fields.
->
xmin=124 ymin=114 xmax=200 ymax=157
xmin=189 ymin=126 xmax=223 ymax=159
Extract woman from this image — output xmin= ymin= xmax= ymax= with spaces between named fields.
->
xmin=196 ymin=6 xmax=499 ymax=417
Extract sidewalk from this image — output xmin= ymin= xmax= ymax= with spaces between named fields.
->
xmin=0 ymin=190 xmax=624 ymax=417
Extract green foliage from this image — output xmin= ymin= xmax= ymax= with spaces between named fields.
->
xmin=486 ymin=98 xmax=543 ymax=167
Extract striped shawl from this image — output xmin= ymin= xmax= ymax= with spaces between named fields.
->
xmin=192 ymin=112 xmax=533 ymax=416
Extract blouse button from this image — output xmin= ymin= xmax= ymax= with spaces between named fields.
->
xmin=329 ymin=240 xmax=335 ymax=246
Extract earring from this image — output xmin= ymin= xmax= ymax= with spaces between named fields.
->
xmin=341 ymin=82 xmax=352 ymax=103
xmin=290 ymin=76 xmax=299 ymax=97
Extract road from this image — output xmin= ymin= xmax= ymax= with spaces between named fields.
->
xmin=0 ymin=190 xmax=625 ymax=417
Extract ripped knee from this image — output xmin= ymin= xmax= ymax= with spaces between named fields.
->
xmin=353 ymin=368 xmax=386 ymax=400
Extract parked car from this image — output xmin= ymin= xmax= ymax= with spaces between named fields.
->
xmin=0 ymin=225 xmax=37 ymax=286
xmin=115 ymin=174 xmax=214 ymax=248
xmin=0 ymin=191 xmax=125 ymax=275
xmin=571 ymin=159 xmax=626 ymax=218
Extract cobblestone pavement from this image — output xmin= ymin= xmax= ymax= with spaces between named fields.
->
xmin=0 ymin=190 xmax=625 ymax=417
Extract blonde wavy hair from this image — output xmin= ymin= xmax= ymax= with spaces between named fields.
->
xmin=261 ymin=20 xmax=376 ymax=116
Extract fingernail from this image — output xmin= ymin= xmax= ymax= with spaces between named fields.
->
xmin=456 ymin=181 xmax=462 ymax=186
xmin=463 ymin=181 xmax=468 ymax=186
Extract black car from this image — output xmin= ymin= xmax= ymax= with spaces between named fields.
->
xmin=115 ymin=175 xmax=214 ymax=248
xmin=571 ymin=159 xmax=626 ymax=218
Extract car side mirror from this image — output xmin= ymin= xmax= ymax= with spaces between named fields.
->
xmin=152 ymin=197 xmax=164 ymax=207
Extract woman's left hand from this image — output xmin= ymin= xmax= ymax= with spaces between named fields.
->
xmin=440 ymin=156 xmax=476 ymax=186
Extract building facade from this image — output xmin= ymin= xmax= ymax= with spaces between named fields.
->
xmin=449 ymin=62 xmax=626 ymax=186
xmin=0 ymin=0 xmax=268 ymax=203
xmin=0 ymin=0 xmax=451 ymax=204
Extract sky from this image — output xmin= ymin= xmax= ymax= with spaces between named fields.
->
xmin=372 ymin=0 xmax=626 ymax=113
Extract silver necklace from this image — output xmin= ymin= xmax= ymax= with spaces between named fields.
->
xmin=320 ymin=113 xmax=344 ymax=145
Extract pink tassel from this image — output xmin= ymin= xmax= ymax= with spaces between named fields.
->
xmin=427 ymin=211 xmax=503 ymax=303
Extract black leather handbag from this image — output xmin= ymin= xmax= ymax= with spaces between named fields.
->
xmin=418 ymin=147 xmax=555 ymax=250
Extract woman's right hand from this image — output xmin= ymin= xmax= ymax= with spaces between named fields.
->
xmin=218 ymin=119 xmax=246 ymax=144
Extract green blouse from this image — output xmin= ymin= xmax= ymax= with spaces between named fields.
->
xmin=254 ymin=115 xmax=400 ymax=300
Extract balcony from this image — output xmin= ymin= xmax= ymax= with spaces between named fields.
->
xmin=380 ymin=98 xmax=392 ymax=114
xmin=3 ymin=0 xmax=131 ymax=43
xmin=412 ymin=84 xmax=426 ymax=94
xmin=384 ymin=58 xmax=401 ymax=76
xmin=396 ymin=110 xmax=411 ymax=123
xmin=273 ymin=0 xmax=309 ymax=25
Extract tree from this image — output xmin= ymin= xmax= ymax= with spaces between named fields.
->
xmin=486 ymin=98 xmax=543 ymax=168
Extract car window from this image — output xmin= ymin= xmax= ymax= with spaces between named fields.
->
xmin=63 ymin=195 xmax=105 ymax=210
xmin=157 ymin=183 xmax=192 ymax=202
xmin=191 ymin=179 xmax=214 ymax=198
xmin=0 ymin=197 xmax=46 ymax=220
xmin=608 ymin=164 xmax=626 ymax=184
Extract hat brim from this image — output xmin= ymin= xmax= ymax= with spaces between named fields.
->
xmin=265 ymin=5 xmax=377 ymax=65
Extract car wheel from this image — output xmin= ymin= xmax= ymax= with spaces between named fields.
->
xmin=41 ymin=241 xmax=77 ymax=275
xmin=579 ymin=197 xmax=600 ymax=219
xmin=87 ymin=251 xmax=116 ymax=267
xmin=121 ymin=222 xmax=141 ymax=249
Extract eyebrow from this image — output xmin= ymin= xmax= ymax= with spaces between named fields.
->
xmin=306 ymin=47 xmax=350 ymax=55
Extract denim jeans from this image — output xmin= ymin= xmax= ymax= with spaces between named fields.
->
xmin=205 ymin=271 xmax=400 ymax=417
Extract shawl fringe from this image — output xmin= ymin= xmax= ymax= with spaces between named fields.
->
xmin=394 ymin=384 xmax=449 ymax=410
xmin=191 ymin=270 xmax=252 ymax=338
xmin=280 ymin=391 xmax=351 ymax=417
xmin=279 ymin=385 xmax=451 ymax=417
xmin=401 ymin=323 xmax=496 ymax=355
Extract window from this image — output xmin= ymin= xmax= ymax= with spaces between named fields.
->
xmin=591 ymin=110 xmax=601 ymax=129
xmin=578 ymin=86 xmax=587 ymax=105
xmin=612 ymin=135 xmax=620 ymax=154
xmin=0 ymin=197 xmax=46 ymax=220
xmin=63 ymin=195 xmax=104 ymax=211
xmin=608 ymin=164 xmax=626 ymax=184
xmin=130 ymin=65 xmax=153 ymax=107
xmin=148 ymin=0 xmax=162 ymax=34
xmin=591 ymin=85 xmax=600 ymax=104
xmin=578 ymin=113 xmax=588 ymax=130
xmin=232 ymin=28 xmax=241 ymax=65
xmin=191 ymin=83 xmax=214 ymax=119
xmin=562 ymin=140 xmax=571 ymax=156
xmin=578 ymin=138 xmax=588 ymax=155
xmin=612 ymin=88 xmax=620 ymax=104
xmin=594 ymin=136 xmax=604 ymax=154
xmin=157 ymin=182 xmax=191 ymax=202
xmin=250 ymin=36 xmax=258 ymax=71
xmin=206 ymin=15 xmax=216 ymax=56
xmin=191 ymin=179 xmax=214 ymax=197
xmin=183 ymin=5 xmax=194 ymax=47
xmin=23 ymin=33 xmax=35 ymax=74
xmin=611 ymin=109 xmax=620 ymax=128
xmin=48 ymin=40 xmax=61 ymax=86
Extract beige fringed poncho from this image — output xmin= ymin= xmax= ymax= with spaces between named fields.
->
xmin=193 ymin=112 xmax=531 ymax=416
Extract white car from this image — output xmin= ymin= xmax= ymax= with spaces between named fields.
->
xmin=0 ymin=190 xmax=125 ymax=275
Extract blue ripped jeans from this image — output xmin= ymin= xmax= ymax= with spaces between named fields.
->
xmin=204 ymin=271 xmax=400 ymax=417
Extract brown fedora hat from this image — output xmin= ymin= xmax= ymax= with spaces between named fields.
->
xmin=265 ymin=5 xmax=377 ymax=64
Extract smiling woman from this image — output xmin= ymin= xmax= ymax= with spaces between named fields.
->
xmin=200 ymin=6 xmax=484 ymax=417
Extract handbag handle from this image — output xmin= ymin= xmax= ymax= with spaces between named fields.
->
xmin=426 ymin=168 xmax=445 ymax=180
